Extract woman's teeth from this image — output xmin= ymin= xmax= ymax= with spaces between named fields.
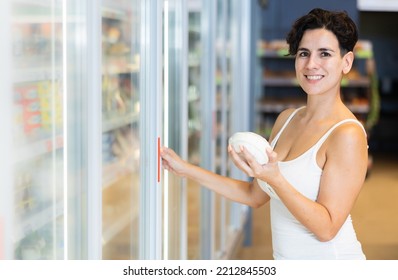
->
xmin=306 ymin=75 xmax=323 ymax=80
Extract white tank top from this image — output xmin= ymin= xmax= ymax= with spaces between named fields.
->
xmin=259 ymin=107 xmax=366 ymax=260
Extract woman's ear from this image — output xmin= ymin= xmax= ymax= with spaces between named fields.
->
xmin=342 ymin=51 xmax=354 ymax=75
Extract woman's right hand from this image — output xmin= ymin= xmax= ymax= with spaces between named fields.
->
xmin=160 ymin=147 xmax=190 ymax=177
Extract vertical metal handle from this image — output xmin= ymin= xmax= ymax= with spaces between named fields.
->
xmin=157 ymin=137 xmax=161 ymax=183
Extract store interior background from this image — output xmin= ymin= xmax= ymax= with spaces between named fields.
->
xmin=257 ymin=0 xmax=398 ymax=154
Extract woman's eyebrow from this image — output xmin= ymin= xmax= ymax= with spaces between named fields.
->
xmin=318 ymin=47 xmax=335 ymax=52
xmin=297 ymin=47 xmax=336 ymax=53
xmin=297 ymin=47 xmax=309 ymax=52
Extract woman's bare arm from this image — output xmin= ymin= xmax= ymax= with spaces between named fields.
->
xmin=161 ymin=147 xmax=270 ymax=208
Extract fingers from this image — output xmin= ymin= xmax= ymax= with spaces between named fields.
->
xmin=160 ymin=146 xmax=187 ymax=177
xmin=160 ymin=146 xmax=172 ymax=158
xmin=266 ymin=147 xmax=278 ymax=164
xmin=160 ymin=146 xmax=175 ymax=172
xmin=241 ymin=146 xmax=266 ymax=177
xmin=228 ymin=144 xmax=246 ymax=165
xmin=160 ymin=146 xmax=177 ymax=163
xmin=240 ymin=146 xmax=257 ymax=165
xmin=229 ymin=143 xmax=279 ymax=179
xmin=228 ymin=144 xmax=254 ymax=177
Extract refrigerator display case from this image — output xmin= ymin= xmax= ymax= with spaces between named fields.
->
xmin=0 ymin=0 xmax=255 ymax=260
xmin=7 ymin=0 xmax=64 ymax=260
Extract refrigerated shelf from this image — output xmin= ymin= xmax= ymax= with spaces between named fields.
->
xmin=13 ymin=68 xmax=61 ymax=84
xmin=14 ymin=201 xmax=63 ymax=244
xmin=14 ymin=134 xmax=63 ymax=163
xmin=102 ymin=112 xmax=139 ymax=133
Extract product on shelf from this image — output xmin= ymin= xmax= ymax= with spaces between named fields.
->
xmin=38 ymin=80 xmax=62 ymax=132
xmin=13 ymin=80 xmax=63 ymax=145
xmin=15 ymin=83 xmax=42 ymax=138
xmin=13 ymin=152 xmax=64 ymax=260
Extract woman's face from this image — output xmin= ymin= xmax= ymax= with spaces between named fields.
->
xmin=295 ymin=28 xmax=353 ymax=97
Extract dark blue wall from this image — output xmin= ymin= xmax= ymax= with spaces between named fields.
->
xmin=259 ymin=0 xmax=358 ymax=40
xmin=359 ymin=11 xmax=398 ymax=81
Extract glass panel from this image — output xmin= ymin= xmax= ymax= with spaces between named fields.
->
xmin=0 ymin=0 xmax=12 ymax=259
xmin=101 ymin=0 xmax=141 ymax=260
xmin=11 ymin=0 xmax=64 ymax=259
xmin=165 ymin=0 xmax=187 ymax=260
xmin=224 ymin=0 xmax=234 ymax=249
xmin=228 ymin=0 xmax=250 ymax=236
xmin=214 ymin=0 xmax=234 ymax=258
xmin=214 ymin=0 xmax=224 ymax=257
xmin=187 ymin=4 xmax=201 ymax=260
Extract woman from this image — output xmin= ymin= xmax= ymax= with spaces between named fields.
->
xmin=161 ymin=8 xmax=368 ymax=260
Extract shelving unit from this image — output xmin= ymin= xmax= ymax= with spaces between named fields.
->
xmin=256 ymin=39 xmax=379 ymax=138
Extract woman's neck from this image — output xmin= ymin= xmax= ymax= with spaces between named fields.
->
xmin=303 ymin=95 xmax=346 ymax=123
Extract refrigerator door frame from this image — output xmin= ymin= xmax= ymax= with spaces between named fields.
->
xmin=214 ymin=0 xmax=229 ymax=259
xmin=85 ymin=0 xmax=102 ymax=260
xmin=199 ymin=0 xmax=217 ymax=260
xmin=64 ymin=0 xmax=102 ymax=259
xmin=139 ymin=0 xmax=164 ymax=260
xmin=0 ymin=0 xmax=13 ymax=260
xmin=228 ymin=0 xmax=251 ymax=230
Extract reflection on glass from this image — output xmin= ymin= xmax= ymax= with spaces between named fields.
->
xmin=214 ymin=0 xmax=223 ymax=257
xmin=12 ymin=1 xmax=64 ymax=259
xmin=165 ymin=0 xmax=186 ymax=260
xmin=187 ymin=8 xmax=201 ymax=260
xmin=101 ymin=0 xmax=140 ymax=260
xmin=214 ymin=0 xmax=233 ymax=258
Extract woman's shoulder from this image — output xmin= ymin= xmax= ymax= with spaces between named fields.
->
xmin=324 ymin=119 xmax=368 ymax=161
xmin=325 ymin=105 xmax=366 ymax=142
xmin=329 ymin=119 xmax=367 ymax=144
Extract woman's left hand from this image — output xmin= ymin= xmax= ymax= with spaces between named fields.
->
xmin=228 ymin=145 xmax=280 ymax=184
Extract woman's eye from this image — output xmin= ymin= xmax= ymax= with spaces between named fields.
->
xmin=298 ymin=51 xmax=308 ymax=57
xmin=321 ymin=52 xmax=331 ymax=57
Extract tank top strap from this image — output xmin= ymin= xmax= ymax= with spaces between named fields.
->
xmin=271 ymin=106 xmax=305 ymax=148
xmin=312 ymin=119 xmax=367 ymax=151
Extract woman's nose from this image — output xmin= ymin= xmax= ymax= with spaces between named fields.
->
xmin=305 ymin=54 xmax=319 ymax=69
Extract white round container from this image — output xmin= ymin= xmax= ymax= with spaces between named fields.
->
xmin=228 ymin=132 xmax=271 ymax=165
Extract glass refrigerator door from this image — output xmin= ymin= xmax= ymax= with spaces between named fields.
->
xmin=7 ymin=0 xmax=64 ymax=259
xmin=164 ymin=0 xmax=188 ymax=260
xmin=187 ymin=3 xmax=202 ymax=260
xmin=101 ymin=0 xmax=141 ymax=260
xmin=214 ymin=0 xmax=232 ymax=258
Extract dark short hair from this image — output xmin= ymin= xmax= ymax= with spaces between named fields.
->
xmin=286 ymin=8 xmax=358 ymax=56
